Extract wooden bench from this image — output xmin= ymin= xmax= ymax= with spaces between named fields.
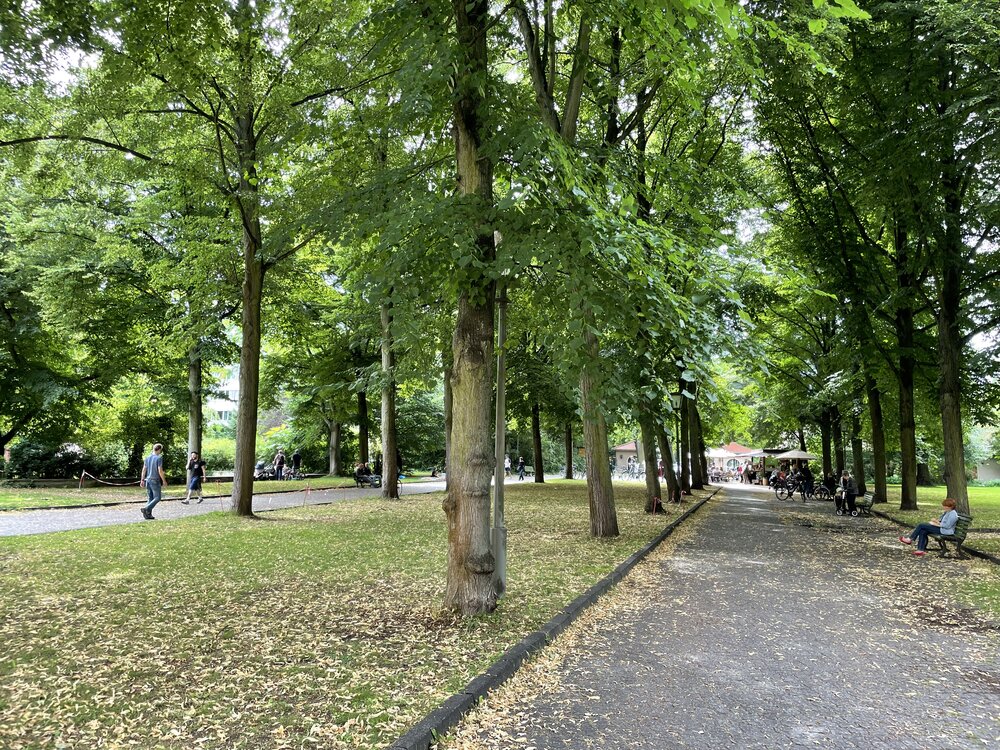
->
xmin=856 ymin=491 xmax=877 ymax=516
xmin=355 ymin=473 xmax=382 ymax=488
xmin=929 ymin=514 xmax=973 ymax=559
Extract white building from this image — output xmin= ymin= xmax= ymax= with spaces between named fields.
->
xmin=206 ymin=367 xmax=240 ymax=424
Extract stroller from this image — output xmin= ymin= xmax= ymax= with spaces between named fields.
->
xmin=254 ymin=461 xmax=276 ymax=480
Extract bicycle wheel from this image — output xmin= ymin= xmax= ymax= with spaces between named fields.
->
xmin=814 ymin=486 xmax=831 ymax=501
xmin=775 ymin=486 xmax=789 ymax=501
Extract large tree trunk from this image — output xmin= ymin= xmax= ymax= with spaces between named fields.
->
xmin=381 ymin=303 xmax=399 ymax=499
xmin=688 ymin=397 xmax=704 ymax=490
xmin=187 ymin=344 xmax=202 ymax=483
xmin=327 ymin=420 xmax=341 ymax=475
xmin=357 ymin=390 xmax=369 ymax=465
xmin=564 ymin=421 xmax=573 ymax=479
xmin=937 ymin=172 xmax=970 ymax=514
xmin=832 ymin=406 xmax=846 ymax=476
xmin=442 ymin=0 xmax=498 ymax=616
xmin=851 ymin=412 xmax=866 ymax=496
xmin=865 ymin=372 xmax=888 ymax=504
xmin=657 ymin=425 xmax=679 ymax=502
xmin=640 ymin=415 xmax=661 ymax=511
xmin=531 ymin=401 xmax=544 ymax=483
xmin=581 ymin=330 xmax=618 ymax=537
xmin=231 ymin=107 xmax=263 ymax=517
xmin=697 ymin=408 xmax=709 ymax=481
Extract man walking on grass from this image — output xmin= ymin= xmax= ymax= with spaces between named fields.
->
xmin=140 ymin=443 xmax=167 ymax=520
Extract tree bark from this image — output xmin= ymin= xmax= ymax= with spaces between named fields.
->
xmin=936 ymin=169 xmax=970 ymax=514
xmin=581 ymin=351 xmax=618 ymax=536
xmin=679 ymin=386 xmax=691 ymax=493
xmin=357 ymin=390 xmax=369 ymax=465
xmin=832 ymin=406 xmax=846 ymax=476
xmin=231 ymin=104 xmax=263 ymax=517
xmin=865 ymin=372 xmax=888 ymax=504
xmin=327 ymin=420 xmax=341 ymax=475
xmin=640 ymin=415 xmax=661 ymax=510
xmin=851 ymin=412 xmax=866 ymax=496
xmin=797 ymin=425 xmax=807 ymax=452
xmin=564 ymin=421 xmax=573 ymax=479
xmin=896 ymin=302 xmax=918 ymax=510
xmin=688 ymin=397 xmax=704 ymax=490
xmin=381 ymin=302 xmax=399 ymax=499
xmin=530 ymin=401 xmax=544 ymax=483
xmin=657 ymin=425 xmax=679 ymax=502
xmin=916 ymin=462 xmax=935 ymax=487
xmin=442 ymin=0 xmax=499 ymax=616
xmin=820 ymin=410 xmax=833 ymax=479
xmin=187 ymin=344 xmax=202 ymax=483
xmin=697 ymin=408 xmax=709 ymax=482
xmin=444 ymin=362 xmax=453 ymax=492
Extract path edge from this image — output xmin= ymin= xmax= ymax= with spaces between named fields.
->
xmin=388 ymin=486 xmax=721 ymax=750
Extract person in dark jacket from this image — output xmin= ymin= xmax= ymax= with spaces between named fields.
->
xmin=837 ymin=470 xmax=858 ymax=514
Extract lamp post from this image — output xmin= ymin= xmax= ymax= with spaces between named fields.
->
xmin=669 ymin=392 xmax=681 ymax=499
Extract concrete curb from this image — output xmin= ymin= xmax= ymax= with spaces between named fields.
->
xmin=388 ymin=486 xmax=721 ymax=750
xmin=872 ymin=509 xmax=1000 ymax=566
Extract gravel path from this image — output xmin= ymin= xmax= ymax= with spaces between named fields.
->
xmin=449 ymin=485 xmax=1000 ymax=749
xmin=0 ymin=479 xmax=449 ymax=537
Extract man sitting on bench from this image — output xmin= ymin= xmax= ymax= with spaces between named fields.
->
xmin=354 ymin=462 xmax=379 ymax=487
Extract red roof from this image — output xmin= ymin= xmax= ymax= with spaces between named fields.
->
xmin=724 ymin=442 xmax=755 ymax=454
xmin=613 ymin=441 xmax=638 ymax=452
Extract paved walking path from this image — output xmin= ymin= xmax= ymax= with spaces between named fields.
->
xmin=0 ymin=480 xmax=447 ymax=537
xmin=454 ymin=485 xmax=1000 ymax=749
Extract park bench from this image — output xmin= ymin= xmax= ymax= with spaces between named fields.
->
xmin=856 ymin=491 xmax=877 ymax=516
xmin=355 ymin=473 xmax=382 ymax=488
xmin=929 ymin=513 xmax=973 ymax=559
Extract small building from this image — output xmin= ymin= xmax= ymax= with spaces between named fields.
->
xmin=613 ymin=441 xmax=639 ymax=472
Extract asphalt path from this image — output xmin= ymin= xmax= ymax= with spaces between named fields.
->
xmin=454 ymin=484 xmax=1000 ymax=749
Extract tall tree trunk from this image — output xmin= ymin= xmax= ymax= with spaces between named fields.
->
xmin=832 ymin=406 xmax=846 ymax=476
xmin=657 ymin=425 xmax=679 ymax=502
xmin=187 ymin=344 xmax=202 ymax=483
xmin=564 ymin=421 xmax=573 ymax=479
xmin=531 ymin=401 xmax=544 ymax=483
xmin=381 ymin=303 xmax=399 ymax=499
xmin=231 ymin=105 xmax=263 ymax=517
xmin=797 ymin=425 xmax=807 ymax=452
xmin=697 ymin=408 xmax=709 ymax=481
xmin=851 ymin=412 xmax=866 ymax=496
xmin=357 ymin=390 xmax=369 ymax=465
xmin=327 ymin=420 xmax=341 ymax=475
xmin=444 ymin=361 xmax=453 ymax=491
xmin=865 ymin=372 xmax=888 ymax=504
xmin=897 ymin=303 xmax=918 ymax=511
xmin=820 ymin=410 xmax=833 ymax=479
xmin=581 ymin=326 xmax=618 ymax=536
xmin=679 ymin=389 xmax=691 ymax=493
xmin=688 ymin=397 xmax=704 ymax=490
xmin=640 ymin=415 xmax=661 ymax=510
xmin=442 ymin=0 xmax=498 ymax=615
xmin=937 ymin=171 xmax=969 ymax=514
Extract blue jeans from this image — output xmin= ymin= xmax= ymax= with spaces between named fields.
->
xmin=144 ymin=481 xmax=163 ymax=512
xmin=910 ymin=522 xmax=942 ymax=551
xmin=275 ymin=466 xmax=284 ymax=480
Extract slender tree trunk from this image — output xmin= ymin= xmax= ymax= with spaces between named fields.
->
xmin=444 ymin=362 xmax=453 ymax=491
xmin=820 ymin=410 xmax=833 ymax=479
xmin=580 ymin=326 xmax=618 ymax=536
xmin=231 ymin=107 xmax=263 ymax=517
xmin=442 ymin=0 xmax=499 ymax=615
xmin=381 ymin=303 xmax=399 ymax=499
xmin=697 ymin=408 xmax=709 ymax=481
xmin=327 ymin=420 xmax=341 ymax=475
xmin=357 ymin=390 xmax=369 ymax=465
xmin=679 ymin=388 xmax=691 ymax=493
xmin=531 ymin=401 xmax=544 ymax=483
xmin=851 ymin=412 xmax=866 ymax=495
xmin=564 ymin=421 xmax=573 ymax=479
xmin=657 ymin=425 xmax=679 ymax=502
xmin=187 ymin=345 xmax=202 ymax=483
xmin=937 ymin=173 xmax=969 ymax=514
xmin=897 ymin=303 xmax=918 ymax=510
xmin=865 ymin=372 xmax=888 ymax=504
xmin=797 ymin=425 xmax=807 ymax=452
xmin=832 ymin=406 xmax=846 ymax=476
xmin=688 ymin=397 xmax=704 ymax=490
xmin=640 ymin=415 xmax=661 ymax=510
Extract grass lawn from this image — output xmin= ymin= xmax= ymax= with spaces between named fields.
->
xmin=0 ymin=477 xmax=388 ymax=512
xmin=879 ymin=485 xmax=1000 ymax=556
xmin=0 ymin=480 xmax=704 ymax=750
